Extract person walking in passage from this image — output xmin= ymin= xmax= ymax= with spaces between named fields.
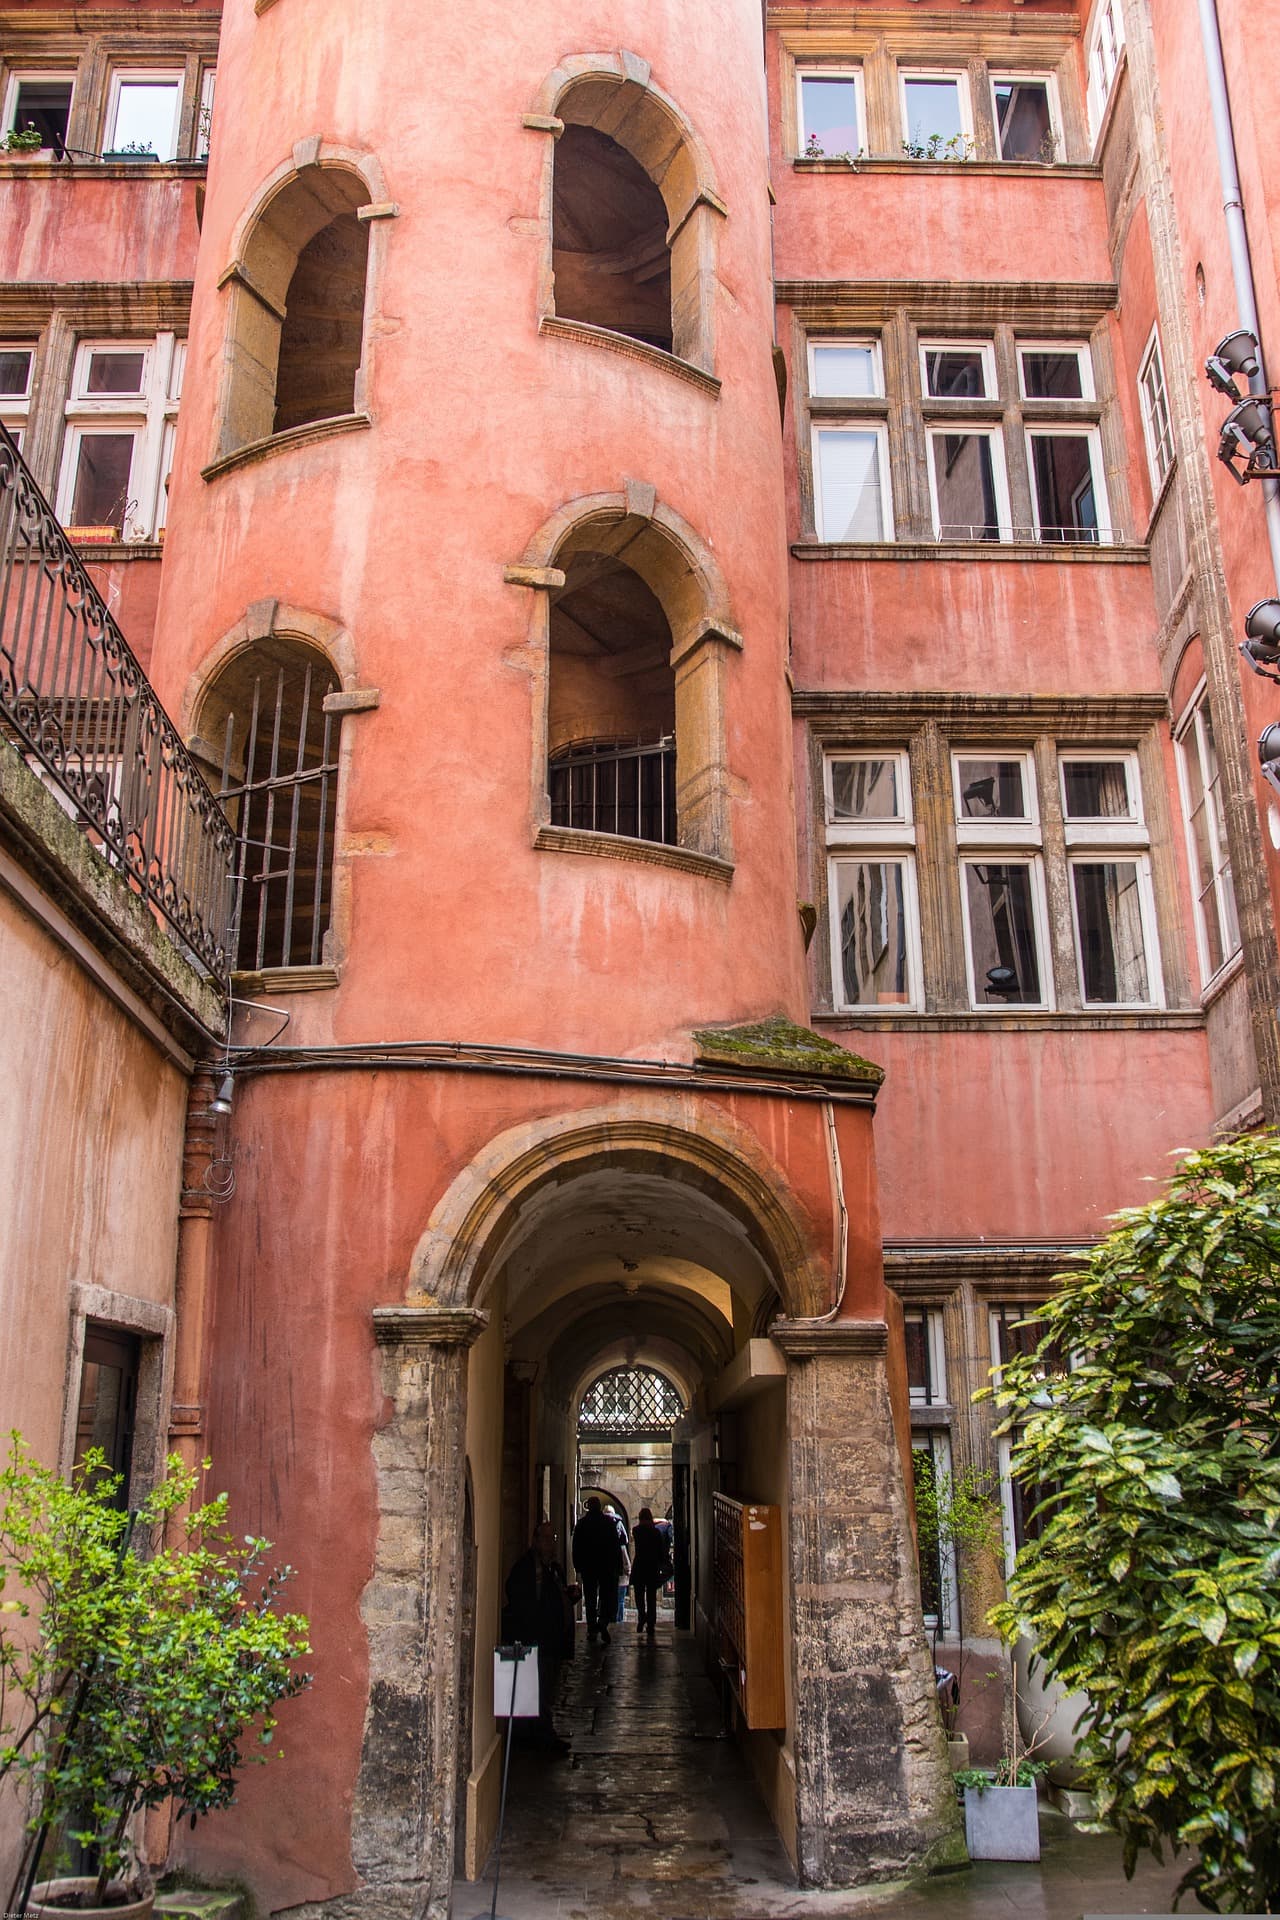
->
xmin=629 ymin=1506 xmax=671 ymax=1639
xmin=502 ymin=1520 xmax=577 ymax=1752
xmin=571 ymin=1496 xmax=622 ymax=1644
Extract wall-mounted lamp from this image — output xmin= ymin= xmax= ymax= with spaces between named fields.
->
xmin=1205 ymin=327 xmax=1261 ymax=401
xmin=1241 ymin=598 xmax=1280 ymax=682
xmin=209 ymin=1072 xmax=235 ymax=1117
xmin=1258 ymin=723 xmax=1280 ymax=800
xmin=1219 ymin=393 xmax=1279 ymax=484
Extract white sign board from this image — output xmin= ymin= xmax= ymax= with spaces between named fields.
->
xmin=494 ymin=1645 xmax=540 ymax=1718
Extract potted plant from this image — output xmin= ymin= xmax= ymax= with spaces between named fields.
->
xmin=953 ymin=1667 xmax=1052 ymax=1861
xmin=0 ymin=1434 xmax=311 ymax=1918
xmin=911 ymin=1455 xmax=1004 ymax=1766
xmin=3 ymin=125 xmax=46 ymax=155
xmin=100 ymin=142 xmax=158 ymax=163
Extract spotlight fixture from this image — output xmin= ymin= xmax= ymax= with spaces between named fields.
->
xmin=1205 ymin=327 xmax=1261 ymax=401
xmin=209 ymin=1072 xmax=234 ymax=1117
xmin=1241 ymin=598 xmax=1280 ymax=682
xmin=1219 ymin=393 xmax=1279 ymax=484
xmin=984 ymin=966 xmax=1021 ymax=1000
xmin=1259 ymin=723 xmax=1280 ymax=802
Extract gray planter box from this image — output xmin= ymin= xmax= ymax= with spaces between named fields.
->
xmin=963 ymin=1784 xmax=1040 ymax=1861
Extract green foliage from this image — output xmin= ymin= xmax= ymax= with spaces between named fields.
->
xmin=986 ymin=1135 xmax=1280 ymax=1913
xmin=911 ymin=1453 xmax=1003 ymax=1726
xmin=901 ymin=132 xmax=975 ymax=162
xmin=4 ymin=125 xmax=44 ymax=152
xmin=954 ymin=1759 xmax=1048 ymax=1794
xmin=0 ymin=1436 xmax=311 ymax=1907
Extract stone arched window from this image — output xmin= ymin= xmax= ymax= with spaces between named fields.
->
xmin=512 ymin=485 xmax=743 ymax=868
xmin=215 ymin=159 xmax=374 ymax=462
xmin=579 ymin=1366 xmax=684 ymax=1437
xmin=197 ymin=638 xmax=340 ymax=971
xmin=529 ymin=55 xmax=726 ymax=376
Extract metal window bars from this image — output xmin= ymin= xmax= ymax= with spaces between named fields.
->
xmin=578 ymin=1366 xmax=685 ymax=1436
xmin=549 ymin=736 xmax=677 ymax=846
xmin=0 ymin=423 xmax=235 ymax=981
xmin=216 ymin=656 xmax=340 ymax=972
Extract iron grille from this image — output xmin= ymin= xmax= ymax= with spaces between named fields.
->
xmin=0 ymin=424 xmax=235 ymax=980
xmin=218 ymin=656 xmax=340 ymax=971
xmin=549 ymin=737 xmax=676 ymax=845
xmin=578 ymin=1366 xmax=684 ymax=1436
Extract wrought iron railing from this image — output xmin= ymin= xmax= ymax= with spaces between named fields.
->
xmin=0 ymin=424 xmax=235 ymax=981
xmin=549 ymin=736 xmax=677 ymax=845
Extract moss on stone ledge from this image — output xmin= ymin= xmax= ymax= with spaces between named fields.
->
xmin=692 ymin=1015 xmax=884 ymax=1086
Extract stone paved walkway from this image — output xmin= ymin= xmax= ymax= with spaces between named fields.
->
xmin=452 ymin=1622 xmax=1190 ymax=1920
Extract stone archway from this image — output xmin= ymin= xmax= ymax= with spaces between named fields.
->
xmin=343 ymin=1103 xmax=960 ymax=1920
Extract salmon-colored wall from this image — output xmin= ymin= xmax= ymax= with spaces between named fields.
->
xmin=0 ymin=893 xmax=186 ymax=1467
xmin=0 ymin=172 xmax=202 ymax=286
xmin=151 ymin=0 xmax=806 ymax=1059
xmin=84 ymin=555 xmax=164 ymax=672
xmin=1148 ymin=0 xmax=1280 ymax=923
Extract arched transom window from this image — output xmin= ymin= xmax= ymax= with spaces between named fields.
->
xmin=578 ymin=1366 xmax=685 ymax=1437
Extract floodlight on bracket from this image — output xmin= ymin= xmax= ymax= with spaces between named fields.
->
xmin=1218 ymin=393 xmax=1280 ymax=484
xmin=1205 ymin=327 xmax=1262 ymax=402
xmin=1241 ymin=598 xmax=1280 ymax=683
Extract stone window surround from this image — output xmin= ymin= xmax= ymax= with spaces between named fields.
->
xmin=58 ymin=1282 xmax=175 ymax=1506
xmin=0 ymin=26 xmax=217 ymax=166
xmin=773 ymin=14 xmax=1089 ymax=167
xmin=507 ymin=483 xmax=743 ymax=868
xmin=522 ymin=51 xmax=728 ymax=380
xmin=790 ymin=300 xmax=1132 ymax=551
xmin=0 ymin=285 xmax=193 ymax=551
xmin=208 ymin=139 xmax=396 ymax=471
xmin=801 ymin=691 xmax=1195 ymax=1022
xmin=1172 ymin=675 xmax=1244 ymax=998
xmin=181 ymin=597 xmax=378 ymax=990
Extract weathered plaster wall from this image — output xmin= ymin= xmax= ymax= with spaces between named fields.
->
xmin=0 ymin=172 xmax=201 ymax=285
xmin=0 ymin=889 xmax=186 ymax=1467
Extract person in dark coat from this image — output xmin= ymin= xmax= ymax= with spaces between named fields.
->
xmin=502 ymin=1520 xmax=576 ymax=1751
xmin=571 ymin=1496 xmax=622 ymax=1643
xmin=629 ymin=1506 xmax=670 ymax=1638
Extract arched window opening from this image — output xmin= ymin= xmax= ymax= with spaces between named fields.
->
xmin=220 ymin=163 xmax=370 ymax=458
xmin=579 ymin=1366 xmax=685 ymax=1437
xmin=200 ymin=640 xmax=340 ymax=971
xmin=552 ymin=125 xmax=673 ymax=353
xmin=274 ymin=212 xmax=370 ymax=434
xmin=548 ymin=552 xmax=676 ymax=845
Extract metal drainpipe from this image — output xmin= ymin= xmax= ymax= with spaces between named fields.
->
xmin=1197 ymin=0 xmax=1280 ymax=592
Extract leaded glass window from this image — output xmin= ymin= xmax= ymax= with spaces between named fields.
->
xmin=578 ymin=1366 xmax=684 ymax=1436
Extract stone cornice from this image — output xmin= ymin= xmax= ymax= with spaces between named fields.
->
xmin=793 ymin=689 xmax=1170 ymax=736
xmin=534 ymin=823 xmax=734 ymax=884
xmin=770 ymin=1316 xmax=888 ymax=1357
xmin=538 ymin=315 xmax=721 ymax=398
xmin=776 ymin=279 xmax=1117 ymax=330
xmin=883 ymin=1244 xmax=1087 ymax=1296
xmin=372 ymin=1305 xmax=490 ymax=1350
xmin=769 ymin=6 xmax=1080 ymax=36
xmin=791 ymin=539 xmax=1147 ymax=564
xmin=0 ymin=282 xmax=194 ymax=329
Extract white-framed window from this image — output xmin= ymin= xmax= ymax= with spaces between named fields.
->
xmin=826 ymin=751 xmax=923 ymax=1012
xmin=926 ymin=426 xmax=1011 ymax=542
xmin=919 ymin=339 xmax=996 ymax=401
xmin=991 ymin=73 xmax=1061 ymax=164
xmin=103 ymin=70 xmax=182 ymax=161
xmin=196 ymin=67 xmax=216 ymax=160
xmin=911 ymin=1430 xmax=956 ymax=1629
xmin=899 ymin=69 xmax=973 ymax=156
xmin=1138 ymin=327 xmax=1175 ymax=491
xmin=954 ymin=751 xmax=1051 ymax=1009
xmin=1060 ymin=752 xmax=1161 ymax=1008
xmin=797 ymin=67 xmax=864 ymax=158
xmin=904 ymin=1308 xmax=947 ymax=1408
xmin=813 ymin=423 xmax=893 ymax=542
xmin=1175 ymin=685 xmax=1242 ymax=988
xmin=1026 ymin=425 xmax=1109 ymax=543
xmin=989 ymin=1302 xmax=1058 ymax=1560
xmin=2 ymin=70 xmax=73 ymax=152
xmin=1086 ymin=0 xmax=1126 ymax=139
xmin=1017 ymin=340 xmax=1094 ymax=401
xmin=809 ymin=336 xmax=881 ymax=399
xmin=0 ymin=344 xmax=34 ymax=447
xmin=56 ymin=334 xmax=182 ymax=541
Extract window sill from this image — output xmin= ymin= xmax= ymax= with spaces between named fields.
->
xmin=534 ymin=823 xmax=733 ymax=882
xmin=0 ymin=158 xmax=208 ymax=179
xmin=202 ymin=411 xmax=372 ymax=482
xmin=1199 ymin=948 xmax=1245 ymax=1011
xmin=539 ymin=314 xmax=721 ymax=398
xmin=791 ymin=539 xmax=1148 ymax=564
xmin=810 ymin=1008 xmax=1204 ymax=1033
xmin=71 ymin=540 xmax=164 ymax=561
xmin=791 ymin=157 xmax=1101 ymax=181
xmin=231 ymin=964 xmax=340 ymax=995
